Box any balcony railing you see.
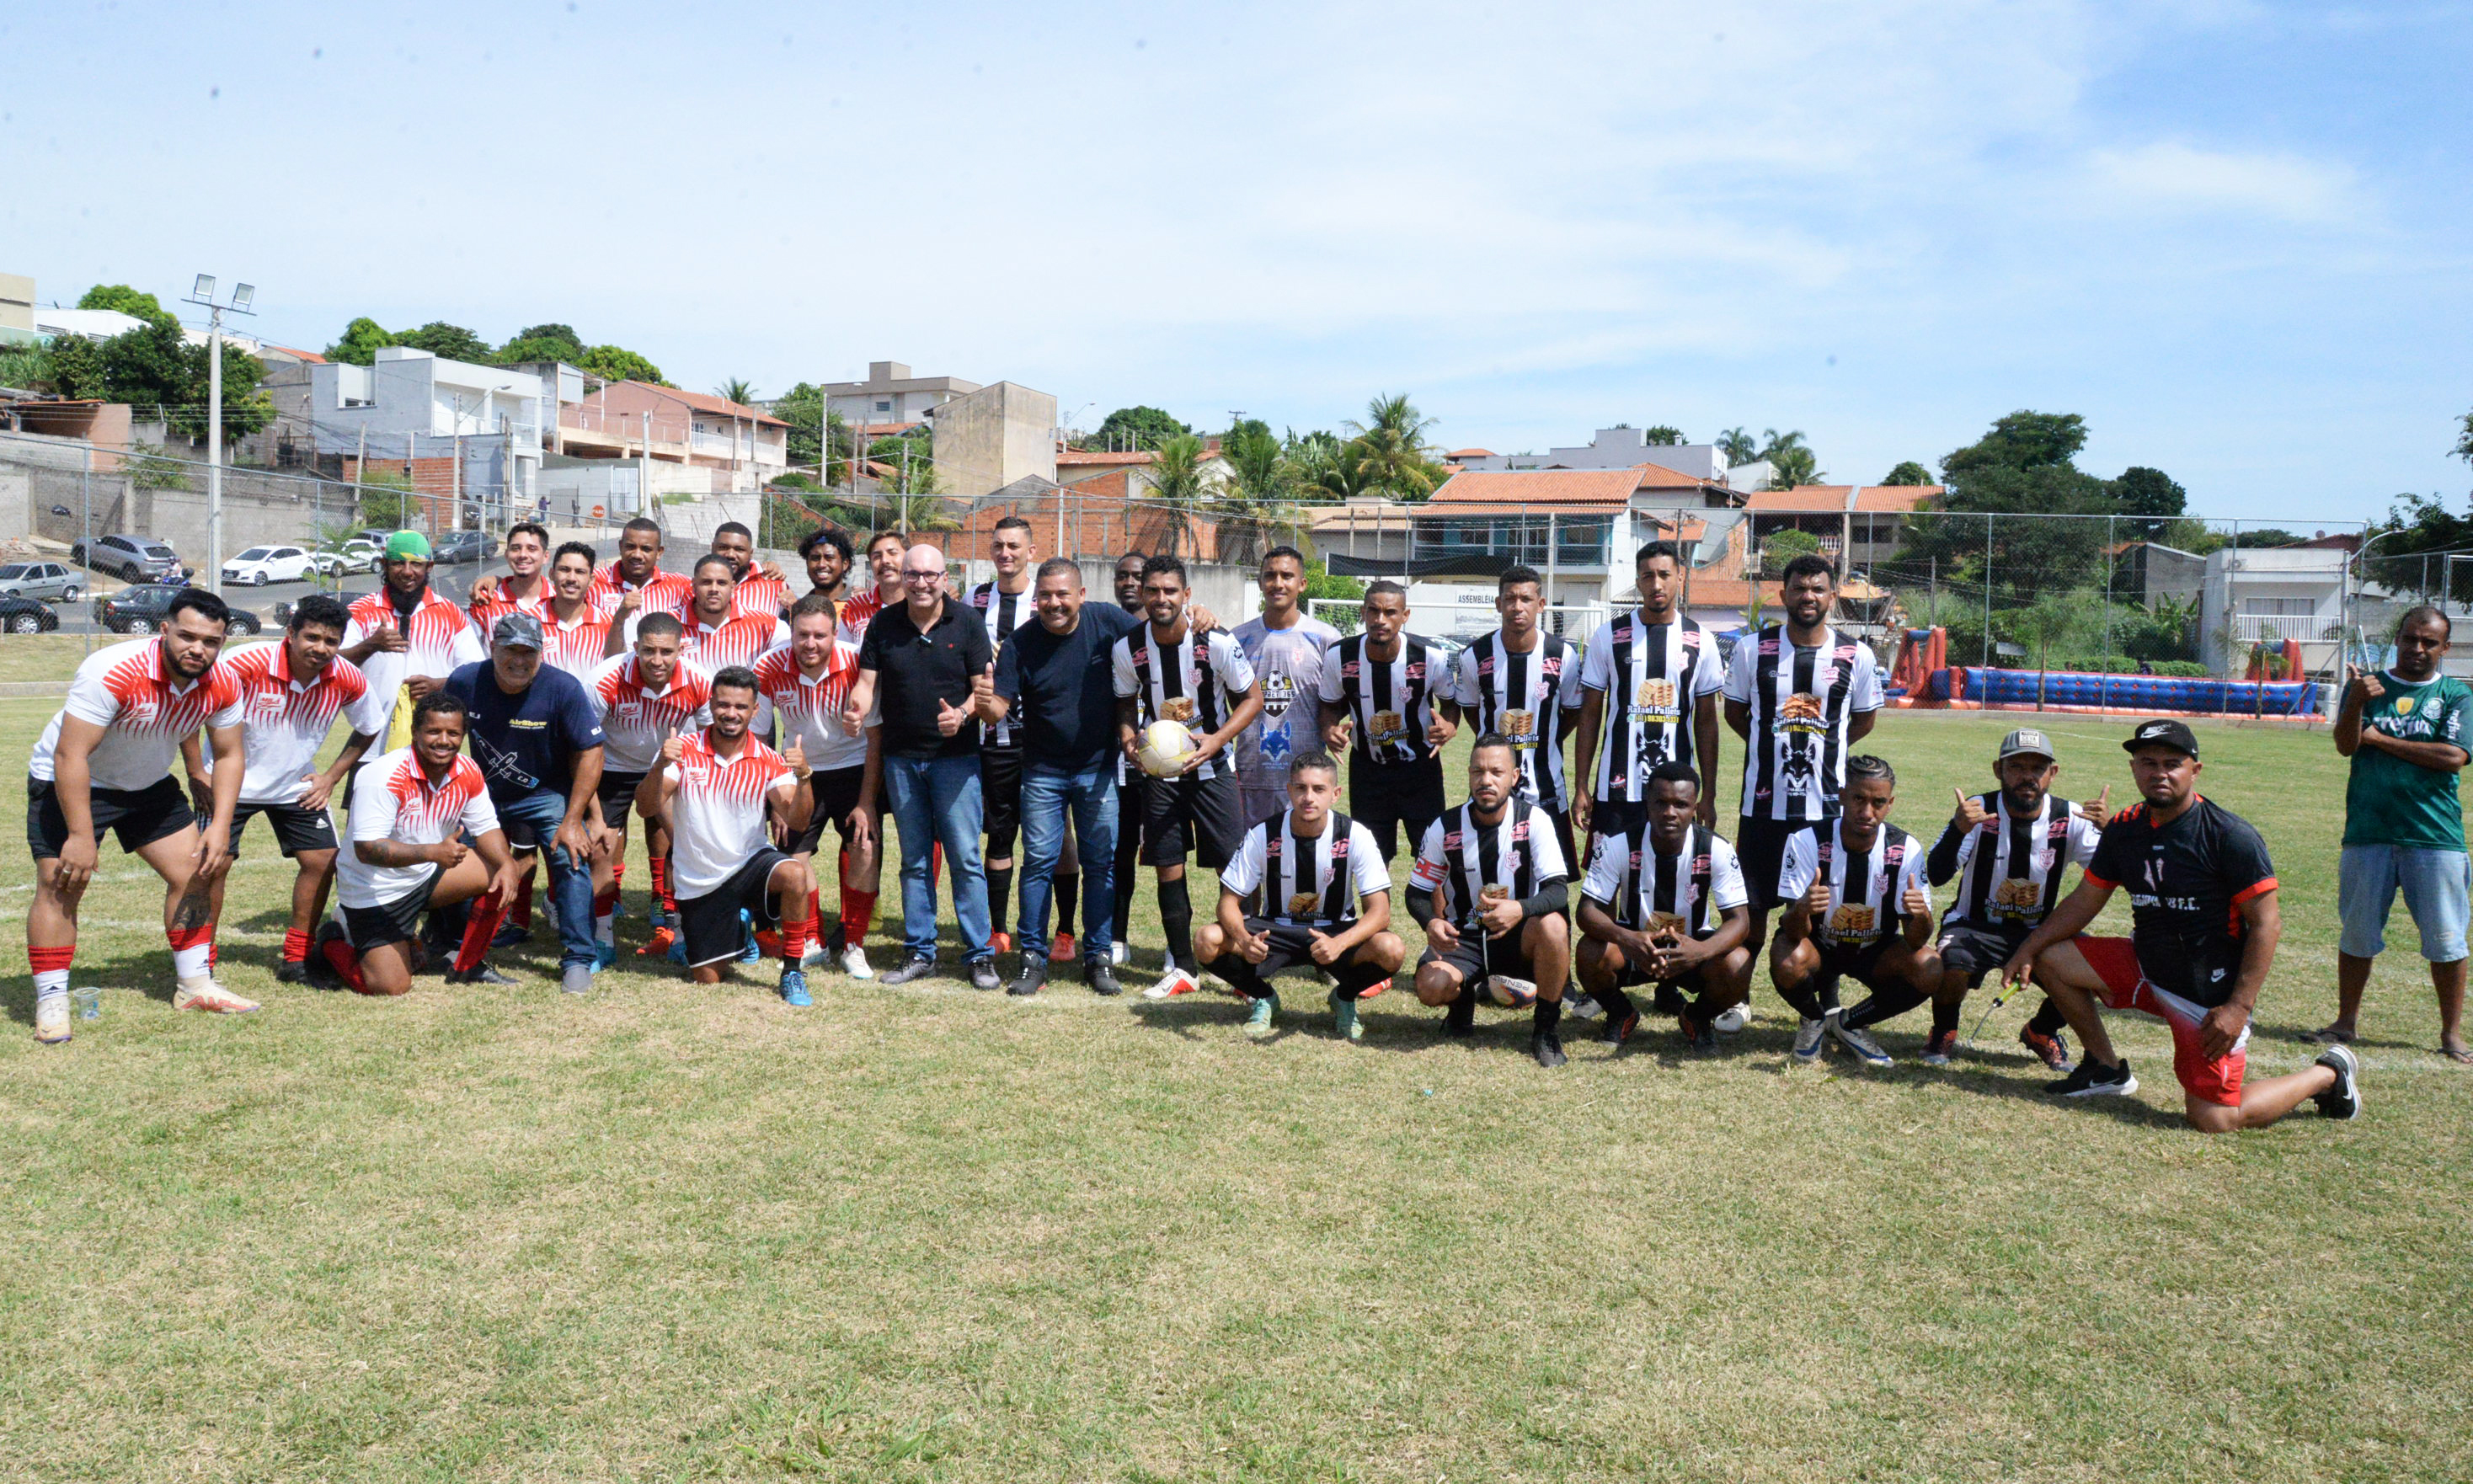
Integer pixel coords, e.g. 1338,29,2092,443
2230,613,2333,644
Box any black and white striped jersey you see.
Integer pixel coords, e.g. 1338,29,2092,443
1777,820,1930,948
1448,631,1584,808
1578,611,1727,804
1111,622,1257,782
1931,793,2102,932
1216,809,1391,929
1723,625,1886,822
1580,825,1749,939
1408,800,1570,928
1318,633,1445,766
968,579,1040,749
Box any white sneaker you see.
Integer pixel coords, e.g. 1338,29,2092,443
1143,967,1200,1000
34,995,72,1044
1792,1016,1828,1062
173,979,260,1014
1564,993,1605,1021
1713,1003,1751,1034
801,940,829,967
1110,941,1131,967
1830,1017,1894,1066
839,945,875,980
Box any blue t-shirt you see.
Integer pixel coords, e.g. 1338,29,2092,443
996,603,1143,771
445,660,606,802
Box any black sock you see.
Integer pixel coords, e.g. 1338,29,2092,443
1053,873,1079,939
1210,954,1266,1000
1776,977,1824,1021
1931,998,1963,1035
1843,981,1929,1033
1813,972,1842,1016
1533,997,1562,1035
1158,876,1194,971
2027,997,2068,1036
987,863,1013,938
1594,984,1637,1025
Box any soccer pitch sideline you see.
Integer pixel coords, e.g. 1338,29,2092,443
3,695,2468,1483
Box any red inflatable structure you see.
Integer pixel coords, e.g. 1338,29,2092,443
1891,626,1947,697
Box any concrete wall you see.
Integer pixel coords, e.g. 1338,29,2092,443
931,381,1057,499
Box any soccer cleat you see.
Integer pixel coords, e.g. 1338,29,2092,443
1443,989,1477,1038
491,921,531,948
593,940,618,971
447,965,520,987
879,955,938,985
1051,932,1076,961
737,910,762,964
1689,1013,1720,1055
2314,1044,2362,1120
638,924,677,958
665,935,688,966
173,980,259,1015
1605,1006,1641,1046
34,996,72,1044
2019,1023,2075,1072
2048,1058,2138,1097
561,964,592,996
1921,1027,1959,1065
1007,958,1047,997
1109,941,1130,967
1531,1029,1568,1068
1563,992,1603,1021
1713,1003,1751,1034
275,958,312,985
1792,1016,1829,1063
800,939,828,968
1354,974,1386,1001
1084,961,1122,996
969,959,1002,992
778,969,812,1007
1243,994,1278,1038
1143,967,1200,1000
839,945,874,980
1329,989,1363,1044
1830,1017,1894,1067
646,905,670,932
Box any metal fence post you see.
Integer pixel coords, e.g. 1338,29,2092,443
1982,513,1993,675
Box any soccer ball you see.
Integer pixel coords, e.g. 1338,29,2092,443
1486,974,1538,1009
1137,720,1198,779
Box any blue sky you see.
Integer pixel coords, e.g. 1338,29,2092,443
5,1,2468,522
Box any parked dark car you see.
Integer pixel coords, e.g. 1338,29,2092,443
70,533,185,584
430,530,499,565
0,594,60,634
98,585,262,638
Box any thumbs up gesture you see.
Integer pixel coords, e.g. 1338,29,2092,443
936,695,969,737
2348,664,2385,702
785,735,809,778
971,659,996,705
1952,787,1991,830
2083,783,2113,830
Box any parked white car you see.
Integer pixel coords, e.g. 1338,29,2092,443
308,540,381,577
222,544,315,586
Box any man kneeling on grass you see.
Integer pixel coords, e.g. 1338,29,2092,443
1407,734,1574,1067
1770,754,1939,1067
638,666,820,1005
1574,761,1753,1054
2000,718,2362,1131
317,691,526,996
1197,750,1403,1041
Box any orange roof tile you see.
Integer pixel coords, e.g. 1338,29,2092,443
1632,464,1722,490
1746,483,1944,514
1057,449,1156,466
1448,447,1493,458
1851,483,1942,511
1429,468,1642,506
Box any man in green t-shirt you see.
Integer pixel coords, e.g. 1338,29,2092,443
2315,605,2472,1062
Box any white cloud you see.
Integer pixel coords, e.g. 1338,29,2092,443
2084,141,2363,222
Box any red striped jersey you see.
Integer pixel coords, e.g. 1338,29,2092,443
836,586,895,648
343,587,487,729
467,577,552,637
679,611,792,677
337,747,499,909
731,572,791,621
667,731,795,896
752,640,868,772
207,640,390,804
32,638,247,792
590,562,692,647
537,606,614,681
587,653,714,773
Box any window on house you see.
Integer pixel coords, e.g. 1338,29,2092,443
875,399,892,413
2242,597,2315,616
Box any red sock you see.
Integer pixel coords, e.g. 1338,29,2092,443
612,859,626,889
455,889,509,974
510,872,535,928
593,883,621,918
782,904,814,963
208,939,220,969
841,887,876,948
806,889,823,939
321,934,367,993
281,928,310,964
29,943,74,979
649,855,674,913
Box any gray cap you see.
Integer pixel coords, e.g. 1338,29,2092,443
1997,727,2055,763
492,611,544,650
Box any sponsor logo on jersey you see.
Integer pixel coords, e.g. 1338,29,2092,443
1777,691,1826,729
1287,891,1321,916
1828,904,1877,937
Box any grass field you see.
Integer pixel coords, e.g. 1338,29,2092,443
4,680,2470,1482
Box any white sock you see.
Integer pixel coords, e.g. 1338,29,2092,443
173,943,211,980
34,969,68,1006
596,912,615,945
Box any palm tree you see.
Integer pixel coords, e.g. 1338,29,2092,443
1717,426,1759,467
1146,433,1213,559
1765,445,1820,490
716,377,758,407
1217,424,1294,566
1344,393,1444,501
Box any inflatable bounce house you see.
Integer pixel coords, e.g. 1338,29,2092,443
1889,627,2321,718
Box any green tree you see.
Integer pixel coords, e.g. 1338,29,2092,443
769,382,855,485
1944,410,2087,478
2454,407,2473,467
394,321,493,363
1717,426,1758,467
77,284,175,328
1089,405,1188,451
99,320,271,441
1216,422,1295,566
715,377,758,407
1301,555,1365,633
1146,433,1213,559
1642,425,1685,446
1344,392,1446,501
1760,527,1823,574
1759,429,1820,489
324,317,395,366
1882,460,1933,486
1899,409,2113,611
2110,465,2187,540
577,344,666,386
494,323,588,365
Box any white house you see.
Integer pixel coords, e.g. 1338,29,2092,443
1450,427,1771,491
307,347,545,512
2197,544,2367,676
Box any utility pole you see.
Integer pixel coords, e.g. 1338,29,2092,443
182,276,254,593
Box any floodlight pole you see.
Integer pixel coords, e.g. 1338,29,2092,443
183,275,255,595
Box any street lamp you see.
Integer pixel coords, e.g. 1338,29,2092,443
182,275,256,594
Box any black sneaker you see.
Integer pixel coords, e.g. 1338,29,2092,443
2047,1058,2138,1098
1681,1007,1719,1054
968,958,1002,992
1531,1029,1568,1069
1083,959,1121,996
2313,1044,2362,1120
275,958,312,986
1603,1007,1641,1046
1007,958,1047,997
879,955,937,986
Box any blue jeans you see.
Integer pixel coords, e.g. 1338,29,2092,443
2339,844,2471,962
494,788,598,969
882,753,991,963
1018,761,1118,962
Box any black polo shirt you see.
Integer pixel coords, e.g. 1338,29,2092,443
996,603,1142,772
858,596,995,760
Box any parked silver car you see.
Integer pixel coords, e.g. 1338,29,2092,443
71,533,185,584
0,560,83,603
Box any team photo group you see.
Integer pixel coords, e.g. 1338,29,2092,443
35,515,2473,1134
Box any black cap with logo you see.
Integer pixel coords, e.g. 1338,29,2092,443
2123,718,2199,758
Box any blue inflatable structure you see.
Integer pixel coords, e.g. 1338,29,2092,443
1933,668,2320,716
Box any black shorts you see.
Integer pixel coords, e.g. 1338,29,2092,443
1735,814,1809,910
1215,918,1393,992
1539,805,1577,883
1590,932,1728,993
27,775,194,861
786,765,867,856
1811,937,1895,985
1936,921,2030,987
1351,754,1445,862
1141,770,1243,869
1418,928,1546,989
676,848,792,968
1588,795,1649,846
228,798,340,859
1117,773,1170,859
981,747,1023,855
597,769,648,823
341,867,444,952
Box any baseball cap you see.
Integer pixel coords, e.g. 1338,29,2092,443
383,530,433,562
1997,727,2055,763
2123,718,2199,758
492,611,544,650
